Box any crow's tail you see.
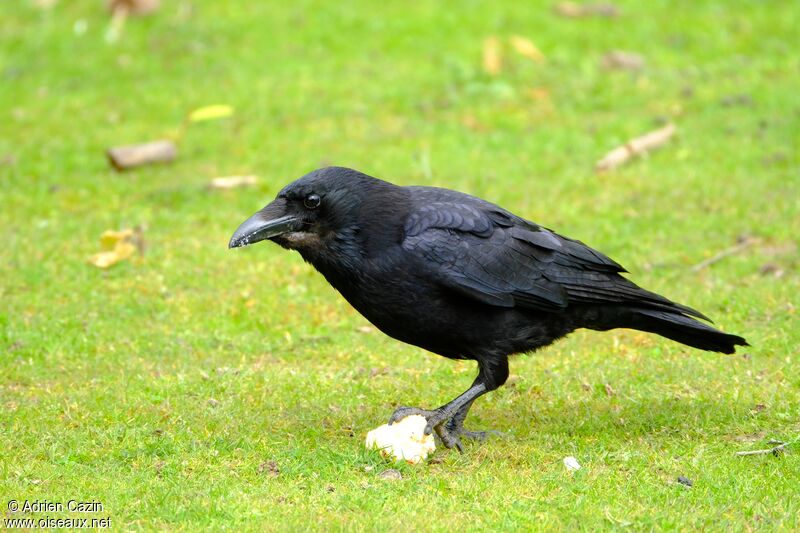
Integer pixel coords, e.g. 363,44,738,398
622,308,748,354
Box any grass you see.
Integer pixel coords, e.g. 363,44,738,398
1,0,799,530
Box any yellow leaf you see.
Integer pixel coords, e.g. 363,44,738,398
99,229,134,249
510,35,545,63
88,242,136,268
482,37,502,76
187,104,234,123
88,228,141,268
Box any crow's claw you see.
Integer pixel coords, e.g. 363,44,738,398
388,405,501,451
433,424,465,452
388,406,437,428
389,406,452,436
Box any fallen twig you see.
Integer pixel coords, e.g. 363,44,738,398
735,442,788,457
209,175,259,189
595,123,676,172
690,236,758,272
106,139,177,171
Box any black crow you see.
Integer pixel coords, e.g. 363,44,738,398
229,167,747,451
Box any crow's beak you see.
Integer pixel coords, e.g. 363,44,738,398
228,199,303,248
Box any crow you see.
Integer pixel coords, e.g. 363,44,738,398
229,166,747,451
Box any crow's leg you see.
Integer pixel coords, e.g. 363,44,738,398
445,395,503,443
389,356,508,451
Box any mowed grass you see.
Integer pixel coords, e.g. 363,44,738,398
1,0,799,530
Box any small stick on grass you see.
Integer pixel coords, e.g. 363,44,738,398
595,123,676,172
209,175,259,189
735,442,789,457
690,236,757,272
107,139,177,171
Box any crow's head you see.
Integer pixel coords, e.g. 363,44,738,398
229,167,406,256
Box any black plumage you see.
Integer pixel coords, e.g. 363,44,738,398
229,167,747,450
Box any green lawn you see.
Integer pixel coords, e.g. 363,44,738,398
1,0,799,530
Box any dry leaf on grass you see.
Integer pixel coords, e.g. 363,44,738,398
209,175,258,189
602,50,645,71
188,104,234,123
106,104,233,170
108,0,159,15
258,460,280,477
88,228,143,268
482,37,502,76
107,0,160,15
33,0,58,9
378,469,402,480
595,123,676,172
106,0,159,43
510,36,545,63
554,2,619,18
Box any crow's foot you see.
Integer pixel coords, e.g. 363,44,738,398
434,422,504,452
388,406,443,431
388,406,501,452
442,418,504,451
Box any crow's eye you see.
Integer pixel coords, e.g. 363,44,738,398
303,193,321,210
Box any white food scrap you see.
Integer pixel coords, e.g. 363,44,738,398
365,415,436,465
563,456,582,471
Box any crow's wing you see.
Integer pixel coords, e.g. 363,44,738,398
402,198,707,318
